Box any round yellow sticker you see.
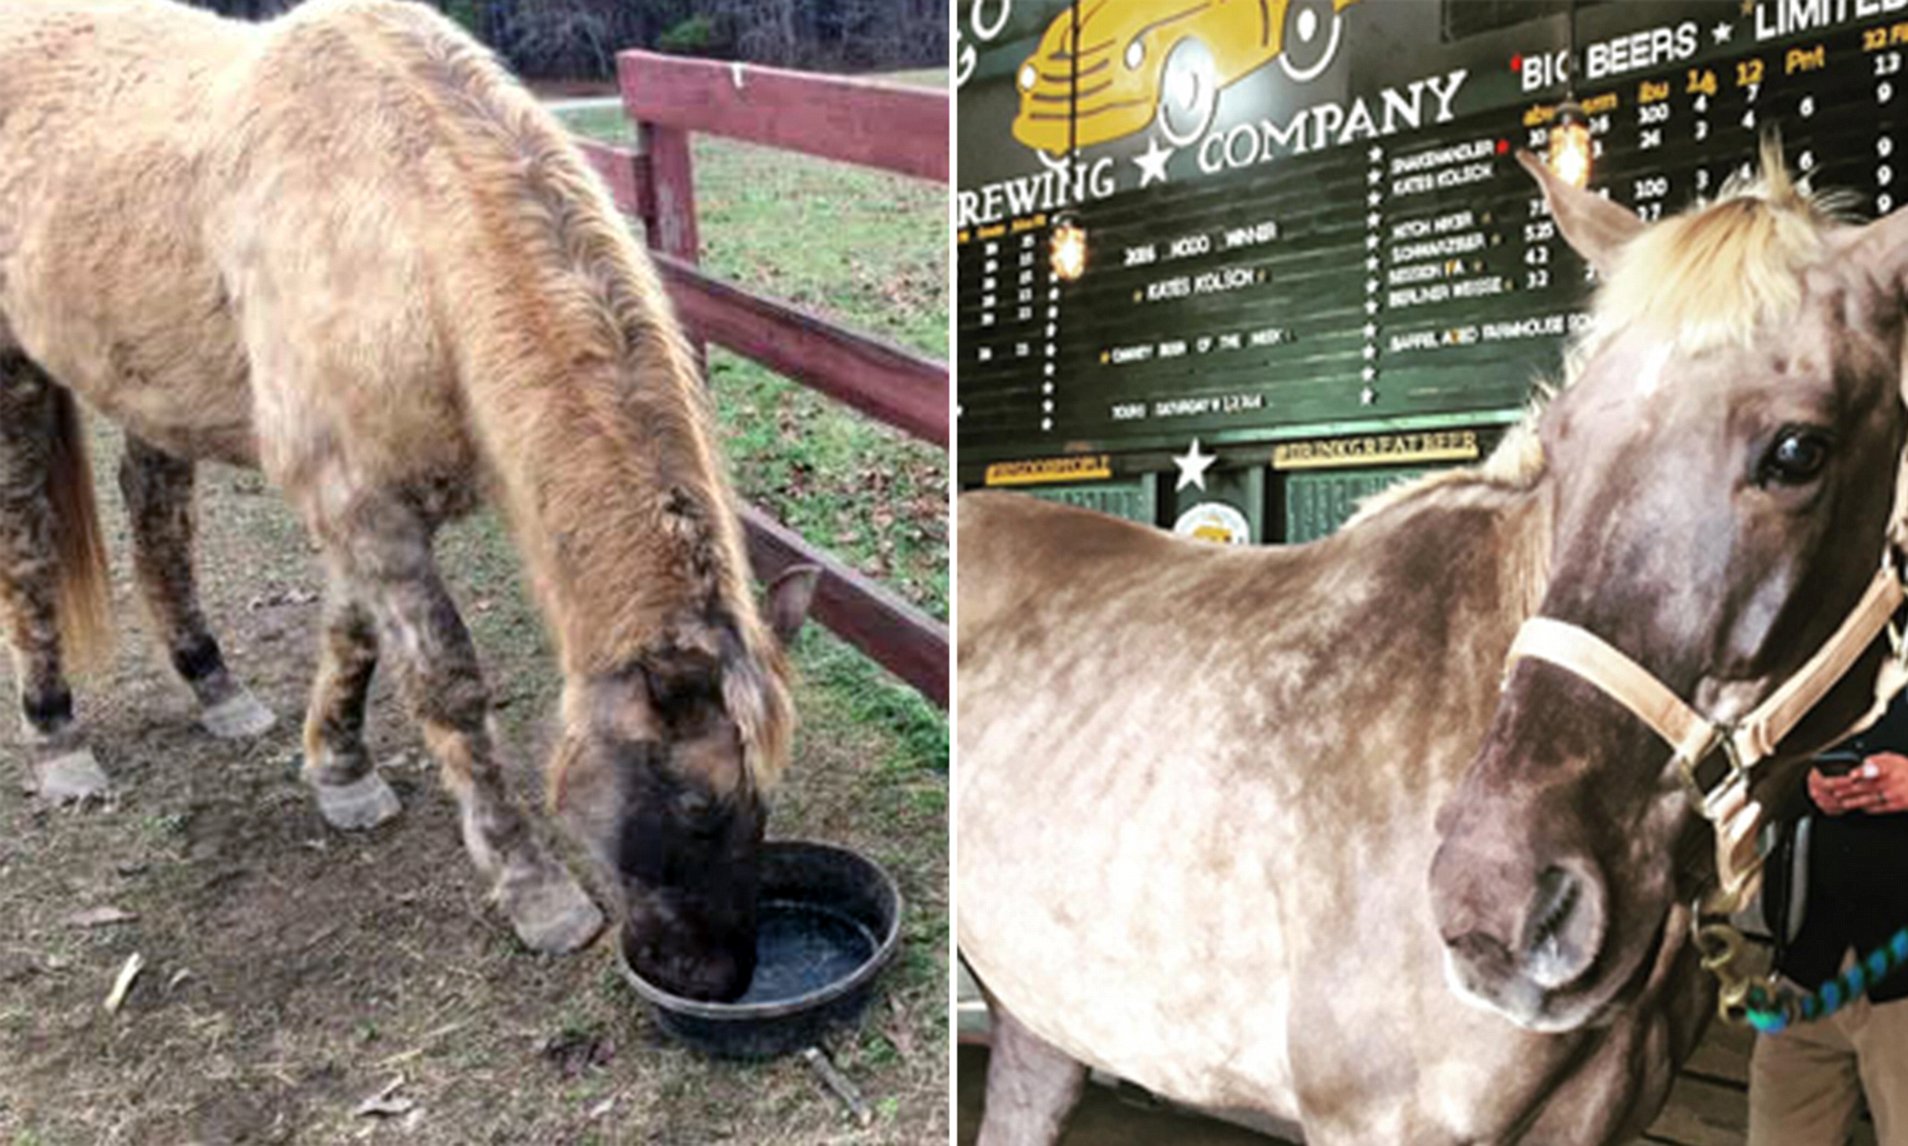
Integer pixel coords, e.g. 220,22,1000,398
1173,502,1251,545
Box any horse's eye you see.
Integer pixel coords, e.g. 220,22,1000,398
1762,429,1829,485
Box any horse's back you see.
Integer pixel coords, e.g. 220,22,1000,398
0,1,262,458
0,0,245,65
0,1,252,136
957,490,1185,638
0,0,493,475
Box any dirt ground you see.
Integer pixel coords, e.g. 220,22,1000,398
0,428,948,1145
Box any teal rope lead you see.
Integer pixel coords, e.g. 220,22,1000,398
1746,927,1908,1034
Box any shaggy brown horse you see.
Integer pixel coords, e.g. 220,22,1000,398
959,146,1908,1143
0,0,816,1001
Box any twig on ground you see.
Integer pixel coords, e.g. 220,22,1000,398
372,1019,471,1069
104,952,144,1013
803,1045,873,1127
353,1075,415,1118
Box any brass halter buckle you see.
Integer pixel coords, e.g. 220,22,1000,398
1674,726,1747,822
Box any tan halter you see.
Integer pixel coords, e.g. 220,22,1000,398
1503,555,1908,904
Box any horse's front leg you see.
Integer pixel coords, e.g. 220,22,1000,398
321,500,603,953
117,435,275,740
0,355,108,801
977,993,1087,1146
299,572,399,830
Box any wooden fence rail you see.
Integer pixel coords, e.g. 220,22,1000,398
572,52,949,707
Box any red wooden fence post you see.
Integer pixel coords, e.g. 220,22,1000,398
644,124,700,263
624,55,705,366
646,124,703,369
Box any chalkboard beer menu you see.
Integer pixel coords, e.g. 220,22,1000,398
956,0,1908,472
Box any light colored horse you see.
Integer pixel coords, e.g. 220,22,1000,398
959,145,1908,1142
0,0,816,1000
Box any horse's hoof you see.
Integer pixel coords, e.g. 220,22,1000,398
34,749,111,804
199,689,277,740
498,861,605,954
312,771,401,830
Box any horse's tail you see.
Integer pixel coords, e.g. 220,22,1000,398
46,388,113,671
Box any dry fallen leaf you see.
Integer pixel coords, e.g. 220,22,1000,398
66,906,137,929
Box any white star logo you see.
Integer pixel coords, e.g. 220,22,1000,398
1173,438,1216,492
1134,136,1174,188
1712,21,1732,44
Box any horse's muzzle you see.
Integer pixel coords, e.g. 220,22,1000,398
1431,845,1614,1029
622,923,756,1002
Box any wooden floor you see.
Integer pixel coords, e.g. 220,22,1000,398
1644,1019,1878,1146
1646,1020,1760,1146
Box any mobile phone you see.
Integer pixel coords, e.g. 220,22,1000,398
1816,750,1864,777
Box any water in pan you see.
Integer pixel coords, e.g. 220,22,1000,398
735,900,879,1005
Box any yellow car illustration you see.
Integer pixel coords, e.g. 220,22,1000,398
1012,0,1362,154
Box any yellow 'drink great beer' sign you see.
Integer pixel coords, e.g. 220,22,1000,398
983,455,1114,486
1272,430,1480,471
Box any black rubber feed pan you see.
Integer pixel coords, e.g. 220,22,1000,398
618,840,902,1059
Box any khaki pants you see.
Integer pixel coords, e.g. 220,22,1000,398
1749,992,1908,1146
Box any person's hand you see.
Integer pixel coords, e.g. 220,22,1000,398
1812,751,1908,815
1810,764,1857,815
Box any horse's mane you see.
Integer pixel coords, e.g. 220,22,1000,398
1584,136,1855,356
1351,138,1854,528
289,0,793,787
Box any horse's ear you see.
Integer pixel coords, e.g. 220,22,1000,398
764,564,820,647
1837,206,1908,550
1837,206,1908,312
1515,150,1644,276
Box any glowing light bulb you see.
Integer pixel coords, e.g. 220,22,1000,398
1548,102,1592,189
1050,217,1088,282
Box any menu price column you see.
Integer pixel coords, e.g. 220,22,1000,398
958,214,1057,438
1873,27,1903,216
